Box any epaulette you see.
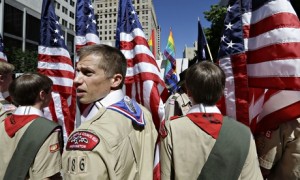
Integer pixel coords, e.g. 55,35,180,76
170,115,181,121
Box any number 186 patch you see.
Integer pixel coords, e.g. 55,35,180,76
67,156,87,174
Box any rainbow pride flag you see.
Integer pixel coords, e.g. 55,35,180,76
164,29,178,93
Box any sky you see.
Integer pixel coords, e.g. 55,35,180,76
153,0,220,58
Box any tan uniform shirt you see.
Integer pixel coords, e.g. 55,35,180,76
62,106,157,179
160,104,263,180
164,92,191,120
0,99,16,121
0,115,62,179
256,118,300,179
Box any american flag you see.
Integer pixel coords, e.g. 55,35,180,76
38,0,76,141
115,0,168,179
75,0,100,52
218,0,300,133
0,33,7,62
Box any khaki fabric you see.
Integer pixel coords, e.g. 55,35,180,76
160,116,263,180
62,105,157,180
256,119,300,180
165,92,191,120
0,119,62,179
0,100,15,122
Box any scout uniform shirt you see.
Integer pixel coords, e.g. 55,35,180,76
0,92,16,121
0,106,62,179
62,90,158,179
256,118,300,180
164,92,191,120
160,104,263,180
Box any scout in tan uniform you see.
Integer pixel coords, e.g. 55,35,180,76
62,44,157,179
160,61,263,180
0,61,16,121
255,118,300,180
0,73,63,179
165,69,191,120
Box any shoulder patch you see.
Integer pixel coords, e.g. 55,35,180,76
170,115,180,121
66,131,100,151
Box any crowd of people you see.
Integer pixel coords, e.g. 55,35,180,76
0,44,299,179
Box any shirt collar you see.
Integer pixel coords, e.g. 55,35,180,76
187,104,221,114
81,89,125,122
14,106,44,117
0,91,9,100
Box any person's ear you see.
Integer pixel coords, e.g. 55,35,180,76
39,90,47,101
110,74,123,88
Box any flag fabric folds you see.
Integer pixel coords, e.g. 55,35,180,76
0,33,7,62
164,29,178,93
38,0,76,141
75,0,100,52
197,18,208,61
218,0,300,134
116,1,168,179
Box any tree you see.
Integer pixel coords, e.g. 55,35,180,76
6,48,38,73
203,5,227,61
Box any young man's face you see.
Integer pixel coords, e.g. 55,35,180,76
74,54,113,104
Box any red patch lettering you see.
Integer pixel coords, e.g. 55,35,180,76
66,131,100,151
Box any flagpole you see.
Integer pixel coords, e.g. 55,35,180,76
206,43,213,62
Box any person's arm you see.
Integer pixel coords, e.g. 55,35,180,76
160,120,173,180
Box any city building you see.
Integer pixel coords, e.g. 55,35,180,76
93,0,161,58
182,41,197,60
0,0,76,58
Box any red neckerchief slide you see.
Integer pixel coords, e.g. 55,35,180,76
4,114,39,137
186,113,223,139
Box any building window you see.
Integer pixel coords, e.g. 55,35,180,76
62,19,68,27
69,23,74,30
4,4,23,37
69,12,74,19
70,0,75,6
62,6,68,15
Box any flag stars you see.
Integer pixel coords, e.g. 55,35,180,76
227,5,232,12
54,29,59,34
225,22,233,30
86,24,90,29
60,35,64,39
88,13,92,18
131,10,136,15
227,41,235,48
55,21,59,25
53,38,58,43
221,35,226,42
92,19,96,24
89,4,93,9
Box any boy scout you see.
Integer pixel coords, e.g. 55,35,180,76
0,61,16,121
165,69,191,120
256,118,300,179
160,61,263,179
0,73,63,179
62,44,157,179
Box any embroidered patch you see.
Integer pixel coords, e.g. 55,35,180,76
49,143,60,153
124,96,137,113
67,156,87,174
265,130,272,139
66,131,99,151
159,120,168,138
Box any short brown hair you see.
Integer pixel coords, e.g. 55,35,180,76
0,61,15,75
9,73,53,106
77,44,127,88
185,61,225,106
